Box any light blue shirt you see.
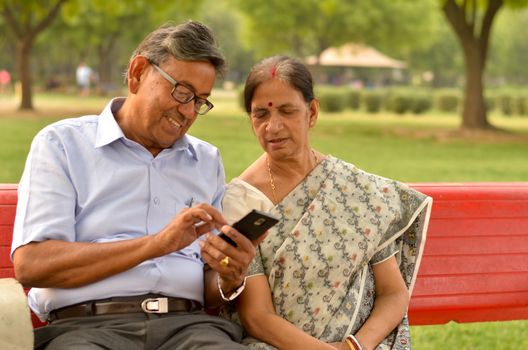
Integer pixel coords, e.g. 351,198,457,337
11,98,226,320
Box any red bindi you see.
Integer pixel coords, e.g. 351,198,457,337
268,102,273,107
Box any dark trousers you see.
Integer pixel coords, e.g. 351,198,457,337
35,311,246,350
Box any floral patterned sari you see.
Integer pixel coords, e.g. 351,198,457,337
222,156,432,350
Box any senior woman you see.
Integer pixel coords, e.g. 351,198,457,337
220,56,432,350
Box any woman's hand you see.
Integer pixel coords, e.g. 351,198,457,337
200,225,256,294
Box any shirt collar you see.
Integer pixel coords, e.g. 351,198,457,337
94,97,198,161
95,98,126,148
169,135,198,161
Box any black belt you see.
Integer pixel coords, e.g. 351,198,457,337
48,294,202,322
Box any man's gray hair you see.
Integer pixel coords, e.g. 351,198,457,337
129,20,226,76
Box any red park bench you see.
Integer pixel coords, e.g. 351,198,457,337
1,182,527,328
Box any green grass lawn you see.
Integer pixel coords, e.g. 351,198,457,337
1,92,527,348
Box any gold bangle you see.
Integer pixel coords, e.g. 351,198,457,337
346,335,363,350
344,338,355,350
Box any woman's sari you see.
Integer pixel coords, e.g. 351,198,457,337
222,156,432,350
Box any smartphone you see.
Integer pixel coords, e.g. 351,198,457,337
218,209,279,247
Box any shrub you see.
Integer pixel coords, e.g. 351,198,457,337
436,92,460,113
410,94,433,115
362,91,384,113
485,95,496,112
516,96,528,116
386,92,412,114
498,94,515,116
237,86,246,111
346,89,361,110
318,90,347,112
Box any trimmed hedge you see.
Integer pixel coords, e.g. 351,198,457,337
411,94,433,114
386,93,413,114
347,90,361,110
362,91,384,113
435,92,460,113
498,94,515,116
318,90,347,112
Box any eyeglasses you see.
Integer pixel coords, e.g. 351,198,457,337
150,62,214,115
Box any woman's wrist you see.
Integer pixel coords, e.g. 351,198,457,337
217,274,247,301
345,335,363,350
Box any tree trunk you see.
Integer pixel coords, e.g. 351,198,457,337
16,40,33,110
461,38,491,129
442,0,503,130
97,32,119,95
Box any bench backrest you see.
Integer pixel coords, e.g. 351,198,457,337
0,184,17,280
409,183,528,325
1,183,528,327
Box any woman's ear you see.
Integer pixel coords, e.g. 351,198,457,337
308,98,319,128
127,56,149,94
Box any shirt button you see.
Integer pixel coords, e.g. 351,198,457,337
153,197,160,205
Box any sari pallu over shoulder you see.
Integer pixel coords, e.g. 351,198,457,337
257,156,432,349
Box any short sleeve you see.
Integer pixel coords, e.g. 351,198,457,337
11,128,77,258
222,178,273,224
371,239,399,264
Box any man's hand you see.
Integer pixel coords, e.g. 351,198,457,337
153,203,228,256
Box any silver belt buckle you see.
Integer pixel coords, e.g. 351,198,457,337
141,297,168,313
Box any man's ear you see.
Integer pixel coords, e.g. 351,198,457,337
127,56,149,94
308,98,319,128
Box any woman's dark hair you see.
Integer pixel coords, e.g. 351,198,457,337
243,56,314,113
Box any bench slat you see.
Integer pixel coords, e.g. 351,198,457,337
422,235,528,255
413,273,528,295
0,267,15,278
411,291,528,311
417,254,528,275
0,205,17,224
431,200,528,218
410,306,528,325
426,217,528,237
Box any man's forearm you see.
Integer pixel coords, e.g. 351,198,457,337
13,236,160,288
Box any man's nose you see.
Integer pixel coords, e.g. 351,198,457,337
178,100,197,119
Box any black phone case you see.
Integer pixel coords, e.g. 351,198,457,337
219,209,278,247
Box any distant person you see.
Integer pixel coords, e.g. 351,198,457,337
222,56,433,350
12,21,256,350
0,69,11,94
75,61,93,96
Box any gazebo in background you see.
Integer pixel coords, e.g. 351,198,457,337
305,43,407,88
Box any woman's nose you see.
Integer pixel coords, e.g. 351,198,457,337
266,113,282,132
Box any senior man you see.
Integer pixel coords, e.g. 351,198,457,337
12,21,253,350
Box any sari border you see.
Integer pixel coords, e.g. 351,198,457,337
343,264,369,341
408,197,433,296
372,196,433,295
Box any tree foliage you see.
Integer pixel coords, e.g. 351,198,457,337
236,0,435,60
57,0,201,93
488,7,528,84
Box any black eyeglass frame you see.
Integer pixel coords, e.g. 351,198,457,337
150,62,214,115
